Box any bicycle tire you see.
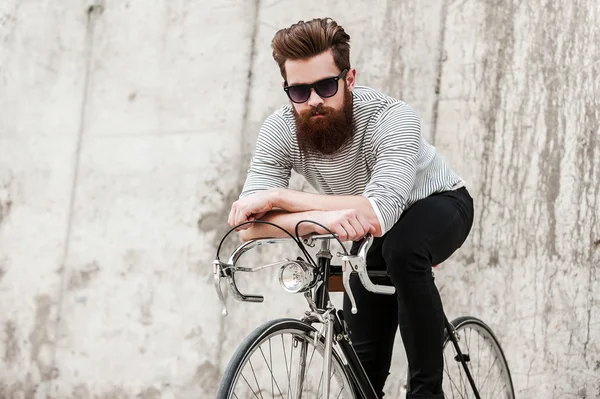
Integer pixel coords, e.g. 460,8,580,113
217,318,357,399
443,316,515,398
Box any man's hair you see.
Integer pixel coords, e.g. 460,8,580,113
271,18,351,81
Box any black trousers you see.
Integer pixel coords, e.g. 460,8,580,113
344,187,474,399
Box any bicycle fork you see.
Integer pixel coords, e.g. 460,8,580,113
300,300,336,399
322,311,335,399
295,339,308,399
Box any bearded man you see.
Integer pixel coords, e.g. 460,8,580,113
227,17,474,399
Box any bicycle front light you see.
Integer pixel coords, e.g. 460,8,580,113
278,260,314,293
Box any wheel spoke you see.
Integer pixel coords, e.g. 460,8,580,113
479,350,498,392
316,366,338,399
249,358,265,399
241,371,262,399
476,328,481,387
316,366,324,399
289,337,295,397
301,343,318,397
454,340,467,396
464,327,480,397
444,343,467,398
269,339,274,399
258,344,284,398
306,345,318,373
443,350,458,398
281,335,291,399
296,339,308,398
465,327,477,397
445,368,467,399
488,368,504,399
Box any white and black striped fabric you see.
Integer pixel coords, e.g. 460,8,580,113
240,86,464,234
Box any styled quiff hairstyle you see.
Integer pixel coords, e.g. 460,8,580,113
271,18,351,81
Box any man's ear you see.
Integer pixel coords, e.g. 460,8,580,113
346,68,357,91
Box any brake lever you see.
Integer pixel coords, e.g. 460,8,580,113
213,260,228,316
339,235,373,315
357,234,374,258
342,256,358,314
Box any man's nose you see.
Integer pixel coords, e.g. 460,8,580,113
307,88,324,108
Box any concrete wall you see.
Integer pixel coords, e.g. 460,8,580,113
0,0,598,398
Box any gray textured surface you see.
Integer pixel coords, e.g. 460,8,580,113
434,1,600,397
0,0,598,398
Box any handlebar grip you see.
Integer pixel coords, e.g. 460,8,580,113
357,270,395,295
227,272,265,303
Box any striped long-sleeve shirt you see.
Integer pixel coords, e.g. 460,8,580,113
240,86,464,234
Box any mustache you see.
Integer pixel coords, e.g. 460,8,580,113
301,104,333,117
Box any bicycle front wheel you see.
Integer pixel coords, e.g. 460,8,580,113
443,316,515,399
217,318,356,399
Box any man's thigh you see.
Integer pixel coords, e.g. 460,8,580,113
382,188,474,267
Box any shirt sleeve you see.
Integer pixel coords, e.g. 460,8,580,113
363,102,422,234
240,112,293,198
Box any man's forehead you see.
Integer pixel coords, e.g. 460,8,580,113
285,50,340,85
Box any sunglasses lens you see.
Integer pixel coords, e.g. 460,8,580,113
287,86,311,103
315,78,338,98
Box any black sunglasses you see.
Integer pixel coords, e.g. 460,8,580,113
283,69,348,103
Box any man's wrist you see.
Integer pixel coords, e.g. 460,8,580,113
298,210,321,236
268,187,285,209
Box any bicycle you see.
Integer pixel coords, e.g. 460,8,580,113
212,220,515,398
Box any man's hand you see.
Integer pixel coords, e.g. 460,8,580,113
310,209,376,241
228,191,275,230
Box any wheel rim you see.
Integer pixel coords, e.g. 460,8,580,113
443,321,514,399
228,328,354,399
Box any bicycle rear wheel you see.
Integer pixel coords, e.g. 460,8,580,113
217,318,356,399
443,316,515,398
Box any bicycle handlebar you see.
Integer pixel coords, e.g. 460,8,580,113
213,233,395,316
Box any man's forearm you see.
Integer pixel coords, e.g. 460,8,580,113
239,210,319,242
270,189,382,236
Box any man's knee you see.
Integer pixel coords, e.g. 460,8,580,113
381,238,431,277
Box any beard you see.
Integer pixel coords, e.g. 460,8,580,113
293,87,354,156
